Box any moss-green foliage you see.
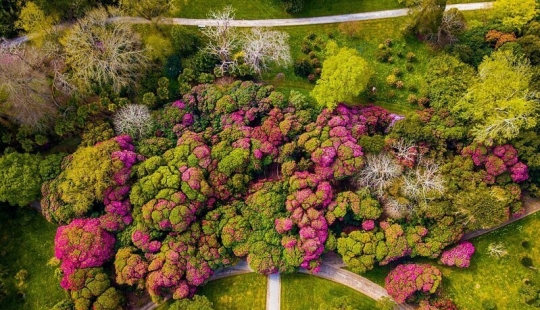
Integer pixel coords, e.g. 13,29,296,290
68,268,123,310
0,207,66,309
0,152,64,207
493,0,537,31
169,295,214,310
281,273,377,310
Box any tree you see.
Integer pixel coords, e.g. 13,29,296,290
169,295,214,310
385,264,442,304
281,0,305,13
15,1,57,46
0,0,24,38
242,28,292,75
113,104,154,140
311,46,374,110
436,8,465,46
453,49,538,145
201,7,239,75
406,0,447,40
0,43,60,130
493,0,537,31
119,0,172,22
62,7,147,95
355,153,402,197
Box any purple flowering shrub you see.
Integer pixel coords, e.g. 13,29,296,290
385,264,443,304
462,143,529,183
54,218,116,289
439,241,475,268
114,247,149,288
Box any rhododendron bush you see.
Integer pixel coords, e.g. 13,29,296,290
42,80,533,307
385,264,442,304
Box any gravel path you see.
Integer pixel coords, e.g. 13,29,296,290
266,273,281,310
117,2,493,27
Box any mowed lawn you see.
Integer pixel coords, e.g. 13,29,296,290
0,207,66,309
197,273,267,310
281,273,378,309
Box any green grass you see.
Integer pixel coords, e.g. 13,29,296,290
0,207,66,309
197,273,267,310
281,273,378,310
171,0,403,19
261,16,431,115
437,212,540,310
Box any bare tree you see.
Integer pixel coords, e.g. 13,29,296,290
391,138,418,163
356,153,403,197
243,28,292,75
402,158,445,201
113,104,154,140
0,42,60,130
201,6,239,75
383,197,412,220
436,8,466,46
62,7,148,95
487,242,508,258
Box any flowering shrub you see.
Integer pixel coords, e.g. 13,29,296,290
54,218,116,289
114,247,149,287
385,264,443,304
439,242,475,268
462,143,529,183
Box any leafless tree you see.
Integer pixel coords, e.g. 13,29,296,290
487,242,508,258
113,104,154,140
243,28,292,75
0,42,60,130
201,6,239,75
391,138,418,163
356,152,403,197
402,158,445,201
383,197,412,220
436,8,466,46
62,7,148,95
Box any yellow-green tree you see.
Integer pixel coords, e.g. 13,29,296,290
15,1,57,46
310,46,373,111
493,0,537,31
453,50,538,145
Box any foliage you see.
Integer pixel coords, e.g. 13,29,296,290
493,0,537,31
439,241,475,268
385,263,442,304
119,0,172,21
453,49,537,145
169,295,214,310
311,46,373,110
62,7,148,95
406,0,447,40
0,152,43,207
281,0,305,14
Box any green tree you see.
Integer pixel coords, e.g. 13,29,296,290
406,0,447,40
0,152,41,207
0,0,25,38
310,46,373,110
119,0,172,22
15,1,57,46
453,49,538,145
493,0,537,31
169,295,214,310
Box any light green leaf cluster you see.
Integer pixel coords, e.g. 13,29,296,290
311,47,373,111
493,0,537,31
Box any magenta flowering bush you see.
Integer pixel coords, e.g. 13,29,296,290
114,247,149,287
439,241,475,268
54,218,116,289
462,143,529,183
385,264,443,304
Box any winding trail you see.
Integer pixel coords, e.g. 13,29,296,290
116,2,493,27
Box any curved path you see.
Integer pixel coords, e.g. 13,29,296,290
116,2,493,27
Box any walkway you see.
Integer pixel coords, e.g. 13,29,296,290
266,273,281,310
117,2,493,27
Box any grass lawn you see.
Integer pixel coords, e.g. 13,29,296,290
438,212,540,309
0,206,66,309
261,16,432,115
197,273,267,310
281,273,378,309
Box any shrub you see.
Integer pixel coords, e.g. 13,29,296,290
406,52,416,62
385,264,443,304
439,241,475,268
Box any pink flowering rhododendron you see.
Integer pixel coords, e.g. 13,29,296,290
54,218,116,289
385,264,443,304
439,242,475,268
